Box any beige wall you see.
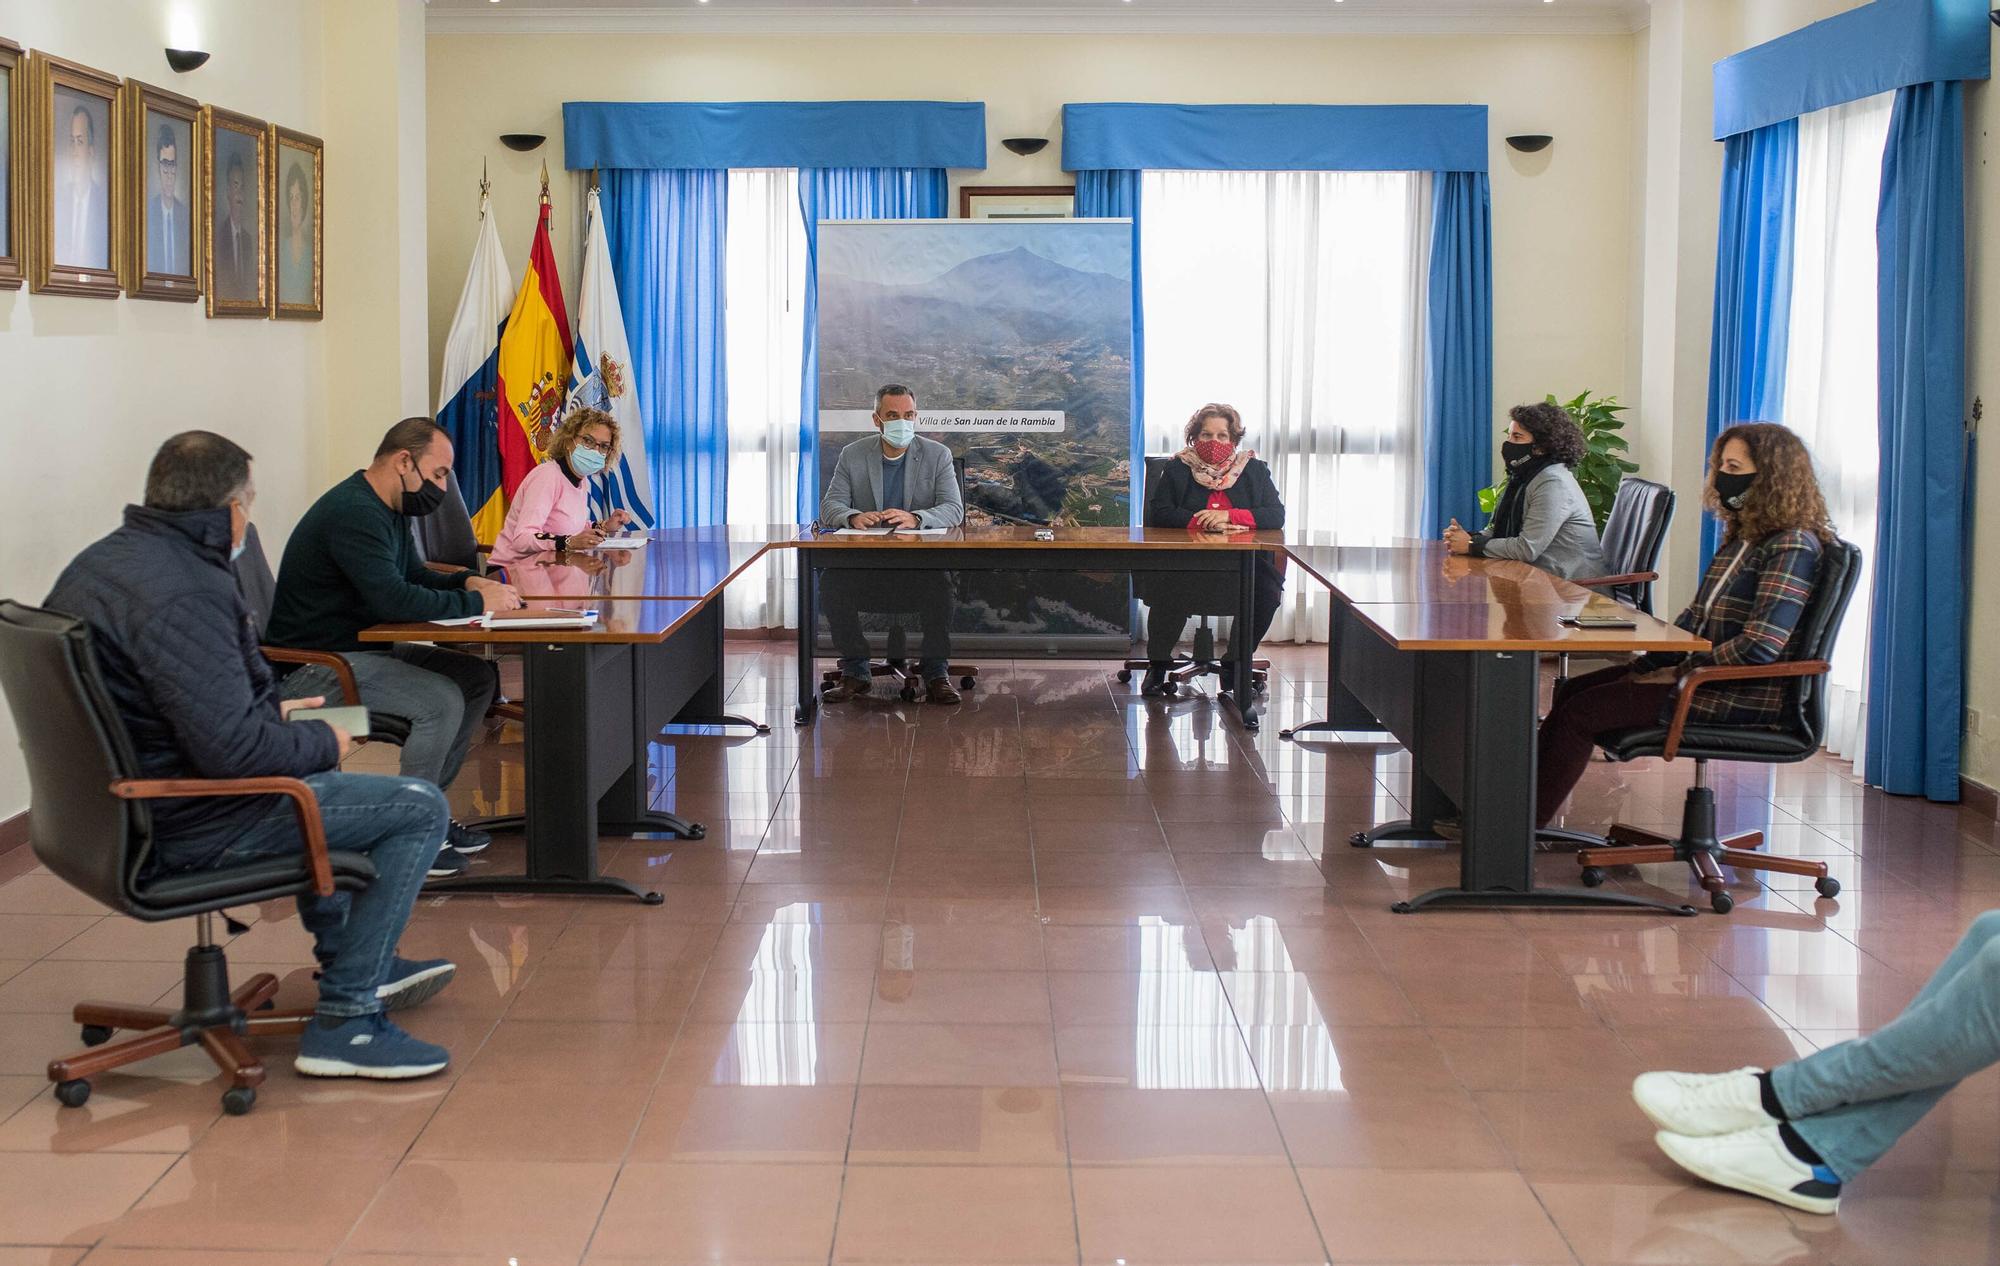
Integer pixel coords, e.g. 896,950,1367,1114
0,0,425,822
1963,73,1999,787
425,31,1642,462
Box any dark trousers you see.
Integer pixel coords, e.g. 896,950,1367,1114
1145,566,1283,663
819,569,955,681
1536,664,1674,827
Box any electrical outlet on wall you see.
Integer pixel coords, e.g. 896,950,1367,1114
1968,707,1983,737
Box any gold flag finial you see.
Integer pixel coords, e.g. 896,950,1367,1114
539,160,551,205
479,158,491,207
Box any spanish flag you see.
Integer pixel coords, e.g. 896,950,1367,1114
481,198,574,542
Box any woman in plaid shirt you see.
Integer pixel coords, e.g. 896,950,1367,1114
1536,422,1836,828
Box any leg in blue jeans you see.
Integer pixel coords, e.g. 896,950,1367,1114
208,771,447,1018
281,645,495,790
1772,910,2000,1180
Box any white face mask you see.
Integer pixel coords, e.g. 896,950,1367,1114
880,417,917,449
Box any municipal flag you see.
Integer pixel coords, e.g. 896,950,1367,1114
568,187,656,528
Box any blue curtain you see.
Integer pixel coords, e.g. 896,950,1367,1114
1867,81,1966,802
1702,119,1799,568
795,167,948,521
1420,172,1493,537
1074,170,1144,518
600,168,729,527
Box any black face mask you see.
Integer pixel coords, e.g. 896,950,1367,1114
397,466,447,518
1501,440,1537,469
1713,470,1756,510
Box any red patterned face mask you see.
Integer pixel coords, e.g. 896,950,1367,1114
1194,439,1235,467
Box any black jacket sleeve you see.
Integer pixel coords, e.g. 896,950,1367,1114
134,590,340,778
1232,461,1287,530
1147,462,1198,528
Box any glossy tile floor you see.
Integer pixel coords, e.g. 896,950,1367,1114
1,644,1997,1265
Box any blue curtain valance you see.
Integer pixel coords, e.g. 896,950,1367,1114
563,101,987,171
1713,0,1990,140
1061,103,1487,174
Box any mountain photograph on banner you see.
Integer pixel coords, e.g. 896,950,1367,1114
814,220,1134,642
816,222,1133,528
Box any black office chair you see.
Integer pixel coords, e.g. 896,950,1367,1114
1572,538,1860,913
1117,455,1271,697
411,470,490,576
233,525,415,744
1554,477,1676,691
820,455,980,702
0,601,382,1114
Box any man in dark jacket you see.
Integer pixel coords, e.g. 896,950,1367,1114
268,417,522,869
46,432,457,1080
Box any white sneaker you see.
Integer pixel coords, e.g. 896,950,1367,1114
1654,1125,1842,1215
1632,1067,1773,1136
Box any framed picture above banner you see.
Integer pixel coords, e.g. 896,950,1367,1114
957,184,1075,221
29,50,122,297
269,124,321,319
202,104,267,317
0,37,23,290
122,78,200,302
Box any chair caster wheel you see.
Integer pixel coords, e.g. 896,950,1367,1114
54,1079,90,1108
684,823,707,841
1115,669,1131,683
80,1024,113,1047
1814,876,1841,898
256,999,276,1011
1161,681,1178,697
1579,867,1606,888
1349,831,1372,849
960,676,975,690
221,1086,256,1116
1710,891,1735,914
899,686,918,703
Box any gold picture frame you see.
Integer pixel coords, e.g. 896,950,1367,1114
268,123,321,320
202,104,268,317
121,78,200,302
28,50,122,298
0,38,24,290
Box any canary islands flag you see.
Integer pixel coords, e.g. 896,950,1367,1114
568,188,656,529
436,192,513,543
493,198,574,536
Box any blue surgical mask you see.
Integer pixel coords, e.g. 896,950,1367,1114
881,418,916,449
570,447,608,477
229,539,246,563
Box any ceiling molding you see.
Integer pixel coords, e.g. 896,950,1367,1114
427,4,1650,38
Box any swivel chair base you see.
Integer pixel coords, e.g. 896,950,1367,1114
1119,622,1269,697
48,921,312,1116
1575,777,1841,914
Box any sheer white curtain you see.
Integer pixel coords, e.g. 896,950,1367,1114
723,168,808,630
1141,170,1430,643
1779,93,1892,761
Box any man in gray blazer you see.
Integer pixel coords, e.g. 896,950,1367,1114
817,384,965,704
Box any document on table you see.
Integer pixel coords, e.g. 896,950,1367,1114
592,537,646,550
829,526,952,536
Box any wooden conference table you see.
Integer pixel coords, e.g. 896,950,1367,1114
361,526,1707,914
1278,537,1709,915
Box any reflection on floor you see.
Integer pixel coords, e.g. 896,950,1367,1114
0,642,1995,1265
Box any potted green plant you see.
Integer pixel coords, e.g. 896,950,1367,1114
1477,391,1638,529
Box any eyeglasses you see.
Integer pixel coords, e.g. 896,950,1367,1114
576,435,614,454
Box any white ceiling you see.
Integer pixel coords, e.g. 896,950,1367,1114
426,0,1654,37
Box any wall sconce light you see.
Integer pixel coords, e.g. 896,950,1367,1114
1505,134,1554,154
1001,137,1049,156
499,133,547,152
163,48,210,73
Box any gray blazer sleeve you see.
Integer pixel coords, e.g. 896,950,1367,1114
818,445,862,527
1474,470,1564,563
915,443,965,529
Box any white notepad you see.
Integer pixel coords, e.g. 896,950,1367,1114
592,537,647,550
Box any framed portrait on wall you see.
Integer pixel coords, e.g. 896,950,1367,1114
121,79,199,302
0,38,23,290
269,124,321,319
202,105,267,317
29,51,122,297
957,185,1076,221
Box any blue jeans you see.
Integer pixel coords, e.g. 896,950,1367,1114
1773,909,2000,1180
281,644,495,791
209,771,447,1018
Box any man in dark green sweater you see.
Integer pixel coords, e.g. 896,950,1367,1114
269,418,523,870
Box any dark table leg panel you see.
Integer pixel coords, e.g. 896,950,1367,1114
795,554,820,727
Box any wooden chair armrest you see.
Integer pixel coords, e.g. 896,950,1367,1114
1661,660,1831,760
109,776,334,897
1575,570,1659,589
261,646,359,704
423,561,470,576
